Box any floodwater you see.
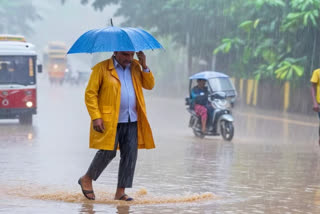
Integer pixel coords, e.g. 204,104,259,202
1,77,320,214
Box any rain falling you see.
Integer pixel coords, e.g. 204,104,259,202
1,0,320,213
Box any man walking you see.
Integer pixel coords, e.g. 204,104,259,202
78,51,155,201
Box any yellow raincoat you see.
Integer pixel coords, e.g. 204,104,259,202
85,57,155,150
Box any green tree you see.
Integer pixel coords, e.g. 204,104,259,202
281,0,320,82
214,0,320,83
69,0,320,85
67,0,235,76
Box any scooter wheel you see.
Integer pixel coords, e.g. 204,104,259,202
221,121,234,141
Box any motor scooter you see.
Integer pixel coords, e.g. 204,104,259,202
186,71,236,141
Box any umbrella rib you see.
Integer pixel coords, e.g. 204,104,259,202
131,28,154,50
120,28,136,51
126,27,161,51
89,28,105,53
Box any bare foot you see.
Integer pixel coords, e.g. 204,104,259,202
114,191,125,200
79,175,95,200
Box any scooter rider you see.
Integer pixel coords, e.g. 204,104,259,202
191,79,214,133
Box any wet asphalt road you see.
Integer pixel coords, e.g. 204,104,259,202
1,78,320,214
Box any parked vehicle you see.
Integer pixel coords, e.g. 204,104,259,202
185,71,236,141
0,35,42,124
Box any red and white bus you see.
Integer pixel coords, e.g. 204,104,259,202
0,35,42,124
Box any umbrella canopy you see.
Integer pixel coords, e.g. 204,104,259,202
67,26,163,54
189,71,229,80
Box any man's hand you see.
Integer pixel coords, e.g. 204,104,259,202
92,118,105,133
136,51,148,69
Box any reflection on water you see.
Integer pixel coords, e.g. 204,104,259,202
1,82,320,213
78,204,130,214
235,109,319,144
0,123,37,145
116,205,130,214
80,203,95,214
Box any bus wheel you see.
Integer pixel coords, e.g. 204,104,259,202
19,114,33,125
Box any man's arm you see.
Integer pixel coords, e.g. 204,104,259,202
191,88,198,99
311,82,319,112
140,70,155,90
136,51,155,89
85,65,105,133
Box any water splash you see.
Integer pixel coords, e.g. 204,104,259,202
6,185,216,205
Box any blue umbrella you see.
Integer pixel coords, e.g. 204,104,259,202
67,26,163,54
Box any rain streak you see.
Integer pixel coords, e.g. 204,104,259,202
1,1,320,214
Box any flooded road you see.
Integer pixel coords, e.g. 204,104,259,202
1,78,320,213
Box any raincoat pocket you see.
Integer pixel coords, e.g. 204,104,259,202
102,105,112,121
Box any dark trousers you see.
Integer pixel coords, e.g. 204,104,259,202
86,122,138,188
